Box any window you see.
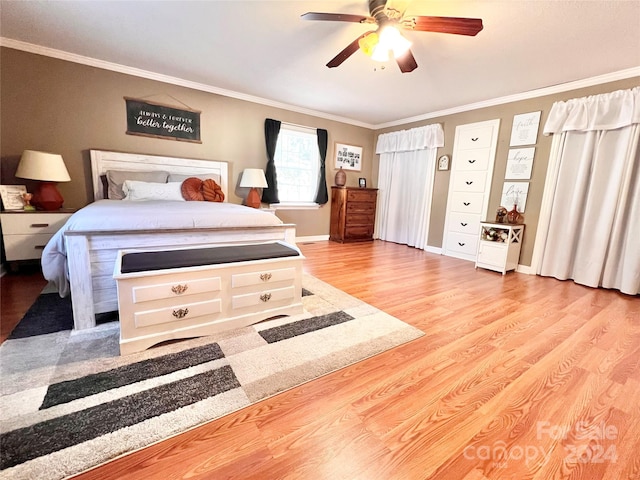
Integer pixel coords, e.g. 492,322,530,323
274,124,319,204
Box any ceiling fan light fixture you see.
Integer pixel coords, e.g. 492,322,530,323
358,31,379,56
371,25,411,61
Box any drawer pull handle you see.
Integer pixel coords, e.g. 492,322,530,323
463,202,471,206
460,223,468,227
465,181,473,185
468,159,476,164
471,137,479,141
260,293,272,302
260,273,272,282
172,308,189,319
31,223,50,228
458,242,466,247
171,284,188,295
34,245,46,250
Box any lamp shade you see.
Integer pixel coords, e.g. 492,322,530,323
239,168,268,188
16,150,71,182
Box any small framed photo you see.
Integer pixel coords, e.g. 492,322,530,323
334,142,362,171
438,155,450,171
0,185,27,210
358,178,367,188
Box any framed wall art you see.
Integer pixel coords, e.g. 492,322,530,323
0,185,27,210
509,111,541,146
334,143,362,171
505,147,535,180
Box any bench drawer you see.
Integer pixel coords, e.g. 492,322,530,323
132,277,222,304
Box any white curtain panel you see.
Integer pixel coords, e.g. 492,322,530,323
537,87,640,295
374,124,444,250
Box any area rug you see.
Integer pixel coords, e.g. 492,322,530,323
0,274,423,480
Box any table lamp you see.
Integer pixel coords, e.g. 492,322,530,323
15,150,71,211
239,168,268,208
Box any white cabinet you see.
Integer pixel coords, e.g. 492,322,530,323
114,243,304,355
475,222,524,274
443,119,500,262
0,210,73,262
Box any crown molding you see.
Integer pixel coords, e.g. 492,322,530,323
2,37,638,131
374,66,640,129
0,37,374,129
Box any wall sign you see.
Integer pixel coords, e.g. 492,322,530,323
505,147,535,180
125,97,201,143
501,182,530,212
509,111,541,146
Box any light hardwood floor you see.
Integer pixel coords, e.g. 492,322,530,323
2,240,639,479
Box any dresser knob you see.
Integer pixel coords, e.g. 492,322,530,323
471,137,479,141
171,284,188,294
172,308,189,319
463,202,471,206
260,293,272,302
259,273,272,281
461,223,467,227
468,159,476,164
458,242,465,247
466,181,473,185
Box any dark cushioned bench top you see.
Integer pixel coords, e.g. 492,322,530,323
120,243,300,274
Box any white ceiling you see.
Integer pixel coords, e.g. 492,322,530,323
1,0,639,128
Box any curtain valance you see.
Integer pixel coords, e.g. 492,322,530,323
376,124,444,154
543,86,640,135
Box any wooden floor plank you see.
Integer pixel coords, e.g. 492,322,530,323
2,240,638,479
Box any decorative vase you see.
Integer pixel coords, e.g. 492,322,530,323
507,204,521,224
335,167,346,187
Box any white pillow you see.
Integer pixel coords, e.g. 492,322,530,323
122,181,185,201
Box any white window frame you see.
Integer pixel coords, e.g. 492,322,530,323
270,124,321,210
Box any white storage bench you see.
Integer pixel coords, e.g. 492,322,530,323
113,241,304,355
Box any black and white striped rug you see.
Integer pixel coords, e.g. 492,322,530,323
0,274,423,480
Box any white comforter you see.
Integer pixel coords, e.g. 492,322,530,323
42,200,283,296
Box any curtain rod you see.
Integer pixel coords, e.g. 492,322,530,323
282,121,317,130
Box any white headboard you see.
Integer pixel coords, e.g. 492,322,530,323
89,150,229,202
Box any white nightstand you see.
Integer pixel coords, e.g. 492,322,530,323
0,209,74,264
475,222,524,275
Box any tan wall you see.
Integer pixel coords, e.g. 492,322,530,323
374,77,640,266
2,47,637,259
0,48,375,237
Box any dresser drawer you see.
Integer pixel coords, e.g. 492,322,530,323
446,232,478,256
1,213,69,234
345,225,374,239
452,171,487,193
132,277,222,304
134,298,223,328
232,285,296,310
2,233,52,260
346,202,375,215
232,266,296,288
347,189,376,203
454,149,491,171
457,124,496,150
448,212,481,235
450,192,484,214
346,213,375,225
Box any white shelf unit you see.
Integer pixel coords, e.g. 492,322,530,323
475,222,524,275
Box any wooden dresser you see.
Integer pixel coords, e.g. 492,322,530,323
330,186,378,243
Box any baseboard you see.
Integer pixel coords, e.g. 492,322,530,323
424,246,442,255
516,264,536,275
296,235,330,243
0,263,6,278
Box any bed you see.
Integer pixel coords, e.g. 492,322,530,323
42,150,296,330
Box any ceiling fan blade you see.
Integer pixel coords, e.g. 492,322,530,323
402,16,483,36
326,33,370,68
301,12,374,24
395,49,418,73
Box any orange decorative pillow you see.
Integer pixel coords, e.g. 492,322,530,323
202,178,225,202
181,177,204,201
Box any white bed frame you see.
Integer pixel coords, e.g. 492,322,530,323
64,150,296,330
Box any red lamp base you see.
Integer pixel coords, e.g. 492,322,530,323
32,182,64,211
245,188,261,209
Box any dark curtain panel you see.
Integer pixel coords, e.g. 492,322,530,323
262,118,281,204
314,128,329,204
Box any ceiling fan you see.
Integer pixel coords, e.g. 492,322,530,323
301,0,483,73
